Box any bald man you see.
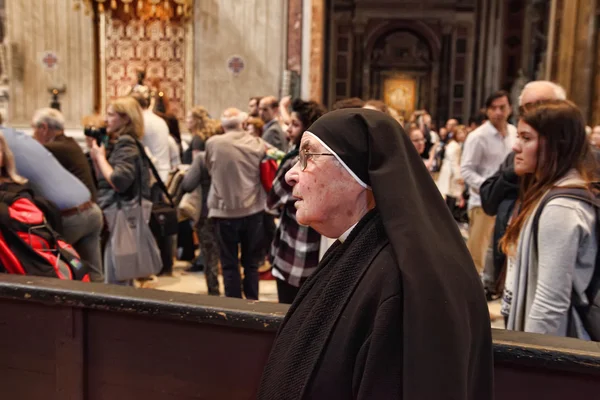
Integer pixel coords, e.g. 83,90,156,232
205,107,266,299
480,80,566,300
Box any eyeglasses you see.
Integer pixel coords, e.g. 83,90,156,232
298,149,335,171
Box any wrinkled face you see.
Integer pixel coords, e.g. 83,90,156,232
285,135,365,235
248,99,259,117
513,120,539,176
410,129,426,154
287,113,304,145
486,96,511,127
105,105,128,134
259,99,276,123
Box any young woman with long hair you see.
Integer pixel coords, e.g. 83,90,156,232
183,106,218,164
90,96,153,285
500,99,597,339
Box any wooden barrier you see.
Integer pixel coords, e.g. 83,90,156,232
0,275,598,399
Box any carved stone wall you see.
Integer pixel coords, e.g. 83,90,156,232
193,0,286,117
5,0,95,127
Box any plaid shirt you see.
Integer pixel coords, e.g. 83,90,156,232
267,150,321,287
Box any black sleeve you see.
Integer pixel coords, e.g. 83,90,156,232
480,152,520,216
353,294,403,399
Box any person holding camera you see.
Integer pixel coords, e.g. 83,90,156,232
30,107,104,282
90,96,153,285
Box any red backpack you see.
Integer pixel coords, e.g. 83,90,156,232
0,188,89,281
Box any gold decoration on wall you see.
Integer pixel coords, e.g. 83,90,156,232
72,0,193,20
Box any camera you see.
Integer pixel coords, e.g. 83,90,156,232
84,126,107,146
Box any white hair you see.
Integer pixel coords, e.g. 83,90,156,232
518,81,567,105
220,109,247,131
32,107,65,131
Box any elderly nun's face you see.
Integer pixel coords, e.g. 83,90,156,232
285,135,366,237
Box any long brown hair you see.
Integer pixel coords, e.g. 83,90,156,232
188,106,218,140
500,100,595,254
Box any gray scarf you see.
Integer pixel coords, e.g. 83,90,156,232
504,169,587,333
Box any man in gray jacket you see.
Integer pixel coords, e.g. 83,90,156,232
259,96,289,152
205,107,266,299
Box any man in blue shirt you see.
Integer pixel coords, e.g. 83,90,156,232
1,127,104,282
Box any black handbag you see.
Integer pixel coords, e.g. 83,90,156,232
132,140,179,237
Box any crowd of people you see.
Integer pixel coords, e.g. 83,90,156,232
0,78,598,345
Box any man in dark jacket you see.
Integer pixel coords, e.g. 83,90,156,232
480,151,519,298
259,96,289,152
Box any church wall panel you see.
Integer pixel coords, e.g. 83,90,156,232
6,0,95,127
193,0,286,118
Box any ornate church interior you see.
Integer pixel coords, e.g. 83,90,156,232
0,0,599,399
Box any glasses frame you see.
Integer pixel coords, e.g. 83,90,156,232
299,150,335,171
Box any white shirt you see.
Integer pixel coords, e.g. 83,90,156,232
460,121,517,210
141,109,172,182
339,223,358,243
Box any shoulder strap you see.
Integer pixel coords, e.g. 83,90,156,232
532,187,600,253
131,138,175,207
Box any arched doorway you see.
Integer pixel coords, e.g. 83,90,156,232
366,29,437,120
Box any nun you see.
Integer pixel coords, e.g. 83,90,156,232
258,109,493,399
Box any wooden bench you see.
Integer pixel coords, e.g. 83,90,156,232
0,275,598,399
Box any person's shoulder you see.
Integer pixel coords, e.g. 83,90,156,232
114,134,139,151
544,194,596,215
467,122,490,140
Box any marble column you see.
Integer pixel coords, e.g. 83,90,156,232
309,0,325,102
550,0,598,122
436,24,453,123
287,0,302,74
351,20,365,99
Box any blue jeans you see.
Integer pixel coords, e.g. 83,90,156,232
62,203,104,282
214,212,264,300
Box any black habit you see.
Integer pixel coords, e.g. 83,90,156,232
258,109,493,400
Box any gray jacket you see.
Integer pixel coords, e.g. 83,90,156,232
97,135,151,210
205,129,266,218
262,119,289,152
505,171,597,340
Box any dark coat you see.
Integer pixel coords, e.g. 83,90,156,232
259,211,492,400
262,120,289,152
480,151,519,285
259,109,493,400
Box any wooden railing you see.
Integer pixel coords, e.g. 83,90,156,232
0,275,598,399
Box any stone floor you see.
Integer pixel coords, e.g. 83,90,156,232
151,260,505,329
